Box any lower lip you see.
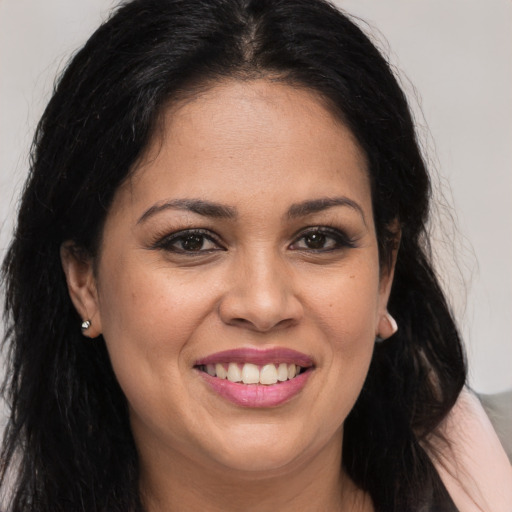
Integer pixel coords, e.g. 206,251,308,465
198,370,312,408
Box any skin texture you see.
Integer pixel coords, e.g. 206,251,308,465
61,79,396,512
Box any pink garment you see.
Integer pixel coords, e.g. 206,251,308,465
427,388,512,511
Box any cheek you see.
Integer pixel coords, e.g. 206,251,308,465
304,259,379,406
98,255,210,343
306,257,381,345
95,256,215,395
95,262,215,435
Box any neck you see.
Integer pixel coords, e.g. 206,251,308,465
138,431,372,512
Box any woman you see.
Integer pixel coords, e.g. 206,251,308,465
0,0,510,511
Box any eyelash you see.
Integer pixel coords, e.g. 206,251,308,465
151,226,357,255
289,226,357,252
151,229,224,254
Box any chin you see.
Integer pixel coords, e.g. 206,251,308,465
213,445,303,476
200,423,320,476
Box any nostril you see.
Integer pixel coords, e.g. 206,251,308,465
226,316,296,332
228,317,268,330
274,318,297,329
229,318,251,327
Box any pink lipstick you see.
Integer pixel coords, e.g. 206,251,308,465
195,347,314,367
194,348,314,408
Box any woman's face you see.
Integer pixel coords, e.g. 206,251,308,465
65,79,395,477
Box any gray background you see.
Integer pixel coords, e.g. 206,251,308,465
1,0,511,395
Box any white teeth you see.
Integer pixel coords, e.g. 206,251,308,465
215,363,227,379
241,363,260,384
227,362,242,382
259,364,278,385
203,362,305,384
277,363,288,382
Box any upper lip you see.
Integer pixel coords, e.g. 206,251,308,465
194,347,314,367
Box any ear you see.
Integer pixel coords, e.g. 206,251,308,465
60,242,103,338
376,225,400,340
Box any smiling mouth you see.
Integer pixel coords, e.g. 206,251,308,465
195,362,308,385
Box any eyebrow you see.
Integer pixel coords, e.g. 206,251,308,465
287,197,367,224
137,196,366,224
137,198,237,224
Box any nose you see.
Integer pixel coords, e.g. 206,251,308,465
218,250,304,333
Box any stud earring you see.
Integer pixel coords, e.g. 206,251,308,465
81,320,91,332
375,312,398,343
385,313,398,334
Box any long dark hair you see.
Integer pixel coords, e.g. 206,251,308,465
1,1,466,510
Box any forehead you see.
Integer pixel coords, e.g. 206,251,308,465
112,79,371,220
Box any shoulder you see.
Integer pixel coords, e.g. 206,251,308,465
425,387,512,512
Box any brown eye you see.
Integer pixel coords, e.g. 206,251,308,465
290,227,356,252
304,233,327,249
153,229,223,254
181,234,206,251
171,233,219,252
